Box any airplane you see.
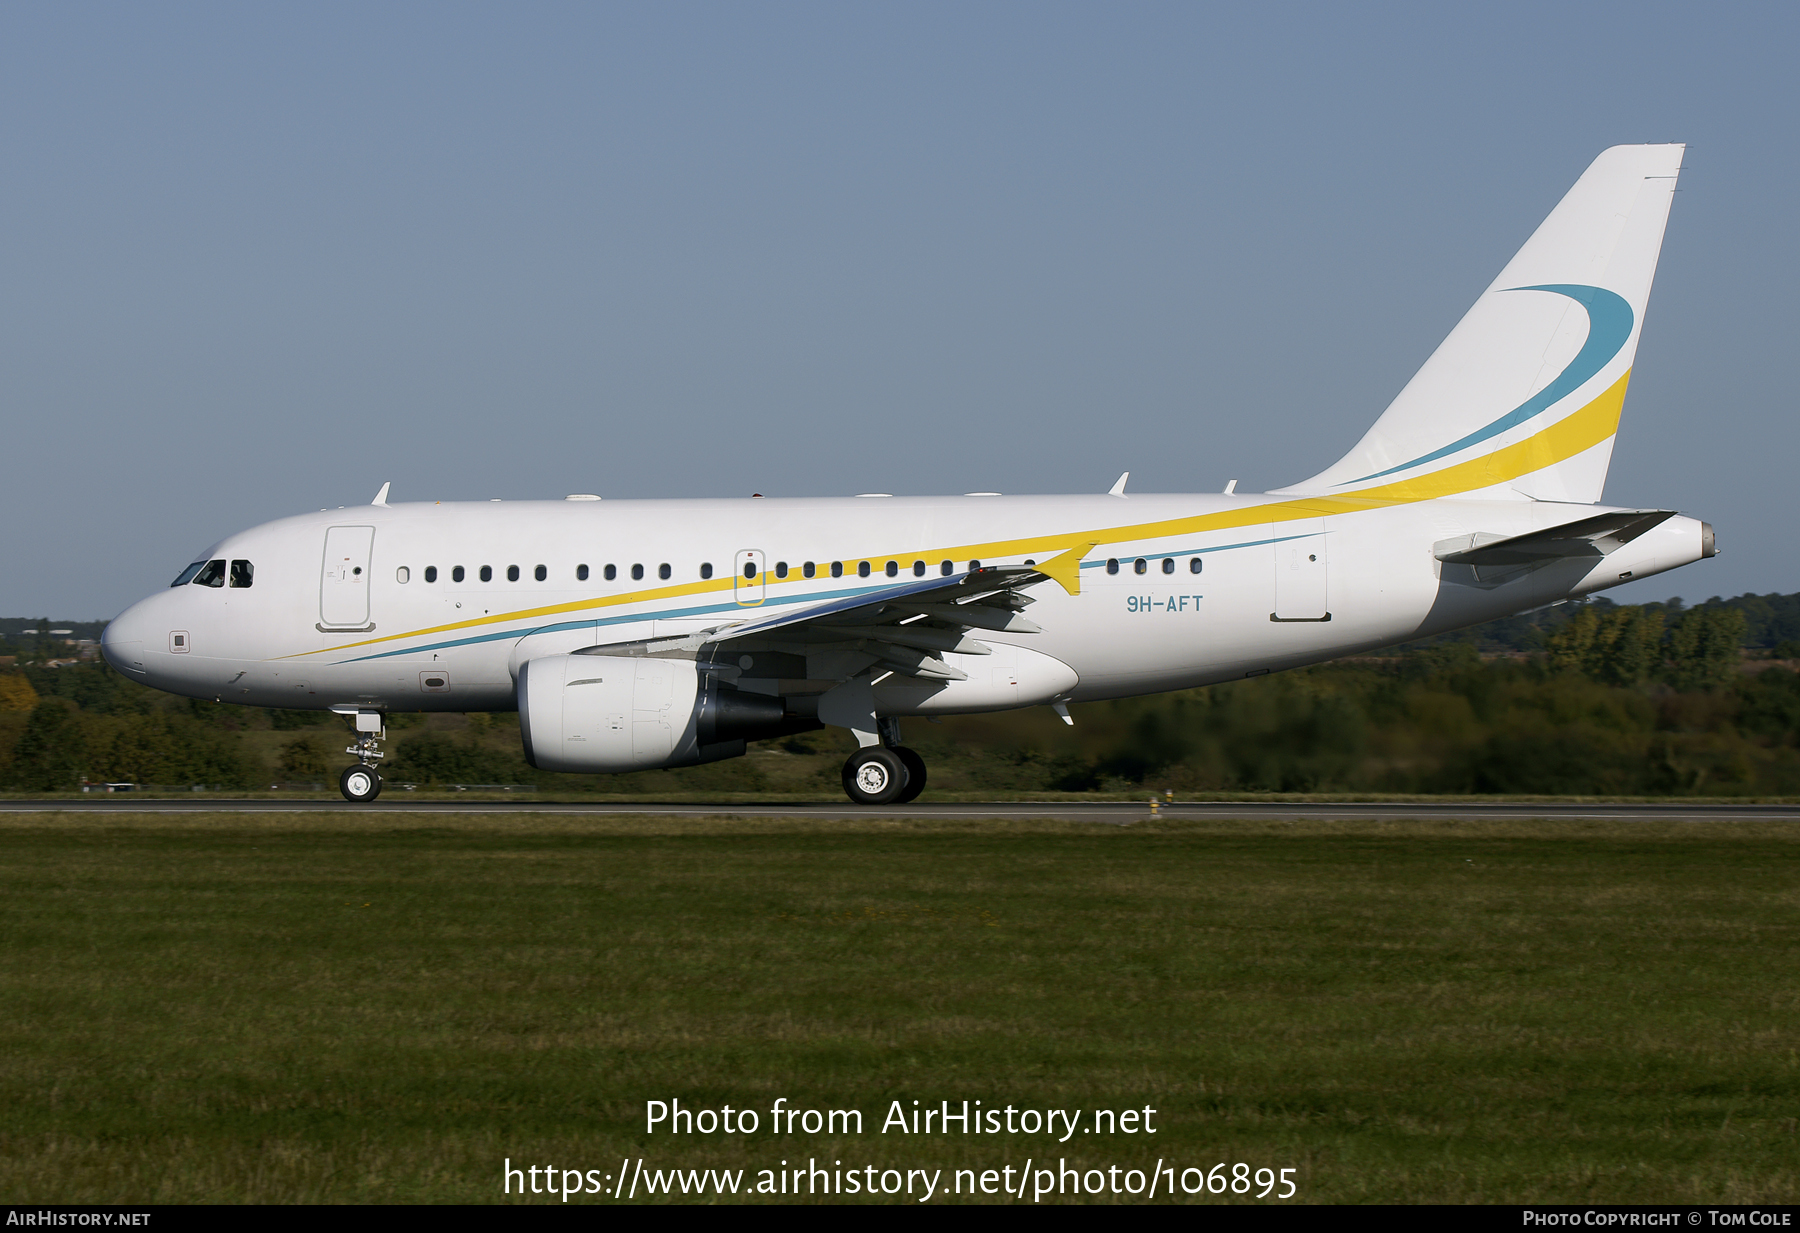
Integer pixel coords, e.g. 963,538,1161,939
101,144,1712,805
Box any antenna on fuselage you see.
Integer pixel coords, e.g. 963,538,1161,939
1108,471,1129,497
371,482,391,507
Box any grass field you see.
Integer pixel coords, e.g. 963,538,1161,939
1,812,1796,1204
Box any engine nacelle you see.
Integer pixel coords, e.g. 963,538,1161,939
517,653,817,773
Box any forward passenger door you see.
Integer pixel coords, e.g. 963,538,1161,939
320,525,376,630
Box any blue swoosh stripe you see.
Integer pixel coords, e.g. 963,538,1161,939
1342,283,1633,485
339,587,881,663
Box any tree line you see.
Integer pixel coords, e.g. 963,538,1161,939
2,592,1797,795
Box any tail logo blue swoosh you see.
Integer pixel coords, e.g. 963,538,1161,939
1342,283,1634,485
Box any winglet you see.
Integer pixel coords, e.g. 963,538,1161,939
1037,541,1097,596
371,482,391,507
1109,471,1129,497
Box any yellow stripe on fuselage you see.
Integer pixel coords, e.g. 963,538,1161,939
286,371,1628,659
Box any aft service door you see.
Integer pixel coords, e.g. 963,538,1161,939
1271,518,1329,621
320,525,376,630
734,549,765,606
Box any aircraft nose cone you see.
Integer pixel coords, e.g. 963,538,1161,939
101,603,151,675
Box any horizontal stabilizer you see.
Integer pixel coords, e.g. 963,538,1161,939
1434,509,1675,567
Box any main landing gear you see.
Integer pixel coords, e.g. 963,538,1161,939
840,721,928,806
339,709,386,803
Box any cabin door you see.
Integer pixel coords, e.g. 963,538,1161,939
1271,518,1329,621
320,525,376,630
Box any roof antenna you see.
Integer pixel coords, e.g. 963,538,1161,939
371,481,391,507
1223,479,1238,495
1108,471,1129,497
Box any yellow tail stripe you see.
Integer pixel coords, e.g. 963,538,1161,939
287,372,1627,659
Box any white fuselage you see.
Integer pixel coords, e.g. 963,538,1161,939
100,491,1710,717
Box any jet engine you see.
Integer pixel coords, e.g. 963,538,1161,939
517,653,818,773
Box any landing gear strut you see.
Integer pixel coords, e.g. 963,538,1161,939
339,709,386,803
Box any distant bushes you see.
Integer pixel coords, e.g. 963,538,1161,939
1,694,252,789
384,730,533,786
914,652,1800,796
1546,604,1746,689
5,594,1800,795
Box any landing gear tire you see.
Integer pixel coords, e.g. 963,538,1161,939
340,764,382,803
892,746,927,804
842,746,909,806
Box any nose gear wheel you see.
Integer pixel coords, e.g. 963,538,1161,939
339,764,382,803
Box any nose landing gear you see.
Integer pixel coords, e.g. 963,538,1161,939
339,709,386,803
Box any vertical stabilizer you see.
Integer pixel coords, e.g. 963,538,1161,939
1275,144,1683,503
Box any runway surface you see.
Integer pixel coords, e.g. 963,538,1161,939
2,798,1796,822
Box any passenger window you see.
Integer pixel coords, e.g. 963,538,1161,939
1134,558,1147,575
425,566,438,583
831,562,843,578
940,560,952,576
171,561,206,587
576,564,589,581
743,562,756,579
659,563,671,580
969,560,981,570
1162,558,1174,575
776,561,789,579
480,565,493,582
507,565,520,582
604,564,616,581
453,566,466,583
1190,557,1202,574
700,562,713,580
885,561,898,577
858,562,871,578
534,564,546,582
803,562,816,578
394,566,408,585
1106,558,1119,575
631,564,644,581
193,559,227,588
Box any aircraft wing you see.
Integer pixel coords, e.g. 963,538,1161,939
571,567,1051,681
701,567,1049,681
1434,510,1676,567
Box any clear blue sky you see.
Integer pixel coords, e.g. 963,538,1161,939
4,2,1795,618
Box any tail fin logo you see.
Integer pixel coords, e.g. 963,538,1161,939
1341,284,1633,485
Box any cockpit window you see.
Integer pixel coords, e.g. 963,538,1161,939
192,559,227,588
229,560,254,588
171,561,207,587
